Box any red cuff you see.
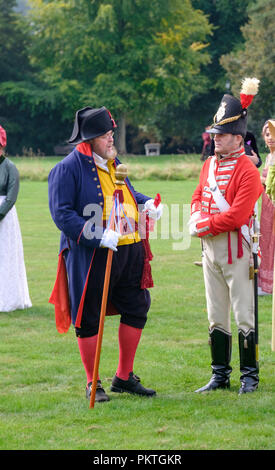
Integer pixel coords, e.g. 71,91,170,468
191,201,201,215
196,217,212,237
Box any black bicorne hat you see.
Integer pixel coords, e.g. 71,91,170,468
207,78,260,138
68,106,117,144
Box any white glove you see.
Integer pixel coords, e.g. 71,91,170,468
188,221,198,237
188,211,201,225
143,199,163,220
100,229,120,251
187,211,200,236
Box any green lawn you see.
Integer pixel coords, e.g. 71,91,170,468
9,154,203,182
0,163,274,450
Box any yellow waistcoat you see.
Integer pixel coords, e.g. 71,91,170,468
97,161,141,245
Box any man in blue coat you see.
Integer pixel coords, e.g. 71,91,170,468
48,106,162,402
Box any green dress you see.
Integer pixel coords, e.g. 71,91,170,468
0,156,19,219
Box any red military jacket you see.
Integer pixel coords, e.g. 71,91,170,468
191,148,263,239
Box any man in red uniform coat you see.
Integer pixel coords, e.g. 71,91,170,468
189,79,263,394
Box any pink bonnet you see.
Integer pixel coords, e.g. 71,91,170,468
0,125,7,147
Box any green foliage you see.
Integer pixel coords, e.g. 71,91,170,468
0,0,66,154
0,0,213,154
27,0,212,133
0,0,30,81
0,0,271,155
220,0,275,135
192,0,251,84
152,0,254,152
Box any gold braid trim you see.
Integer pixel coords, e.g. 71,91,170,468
213,113,242,126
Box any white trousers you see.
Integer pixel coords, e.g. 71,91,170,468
202,232,254,335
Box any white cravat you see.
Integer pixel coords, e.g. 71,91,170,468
93,152,109,172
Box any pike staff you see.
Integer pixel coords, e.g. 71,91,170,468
251,205,260,364
90,164,128,408
266,119,275,351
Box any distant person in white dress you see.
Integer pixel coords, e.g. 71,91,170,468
0,125,32,312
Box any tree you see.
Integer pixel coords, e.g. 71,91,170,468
175,0,253,152
0,0,78,154
0,0,38,154
220,0,275,139
0,0,30,82
26,0,212,153
192,0,251,87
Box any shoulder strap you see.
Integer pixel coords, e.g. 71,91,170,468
207,156,251,244
207,156,230,212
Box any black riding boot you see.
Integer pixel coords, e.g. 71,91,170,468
195,328,232,393
238,330,259,395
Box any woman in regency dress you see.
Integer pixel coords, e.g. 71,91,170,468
0,125,32,312
258,120,275,295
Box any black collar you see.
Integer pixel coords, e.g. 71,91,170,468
0,156,5,165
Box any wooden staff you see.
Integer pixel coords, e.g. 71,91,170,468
253,250,259,362
90,164,127,408
252,210,260,363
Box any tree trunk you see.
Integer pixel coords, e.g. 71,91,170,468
116,115,127,155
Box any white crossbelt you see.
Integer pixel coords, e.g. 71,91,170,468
207,156,250,244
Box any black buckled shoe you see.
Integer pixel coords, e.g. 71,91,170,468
86,380,110,402
110,372,156,397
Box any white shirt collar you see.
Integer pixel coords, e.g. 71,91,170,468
93,152,109,172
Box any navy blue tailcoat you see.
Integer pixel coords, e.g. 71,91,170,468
48,148,150,328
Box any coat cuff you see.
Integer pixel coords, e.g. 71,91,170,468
196,217,212,237
191,201,201,215
77,221,102,248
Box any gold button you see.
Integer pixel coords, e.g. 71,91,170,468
92,168,96,171
98,192,102,196
97,185,100,188
99,202,103,206
94,177,97,181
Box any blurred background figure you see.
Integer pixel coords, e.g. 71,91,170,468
201,125,211,161
258,120,275,295
0,125,32,312
244,131,262,168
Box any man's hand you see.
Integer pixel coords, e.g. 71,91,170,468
248,149,259,166
100,229,120,251
188,221,198,237
143,199,163,220
187,211,200,237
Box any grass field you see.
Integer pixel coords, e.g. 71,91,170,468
0,156,274,451
8,153,202,182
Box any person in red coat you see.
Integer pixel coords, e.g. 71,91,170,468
189,78,263,395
